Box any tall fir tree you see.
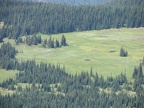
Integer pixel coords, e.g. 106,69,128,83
55,39,60,48
61,35,67,46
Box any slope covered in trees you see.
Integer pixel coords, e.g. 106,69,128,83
0,0,144,40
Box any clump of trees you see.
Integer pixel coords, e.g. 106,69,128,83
0,42,17,59
42,35,67,48
0,42,18,70
132,63,143,79
15,37,23,45
25,35,42,46
15,34,67,49
120,47,128,57
15,35,42,46
132,62,144,93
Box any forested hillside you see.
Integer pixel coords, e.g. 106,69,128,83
0,0,144,40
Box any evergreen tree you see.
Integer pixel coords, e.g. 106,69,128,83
0,34,3,42
132,66,138,79
138,63,143,78
55,39,60,48
48,36,52,48
42,39,47,48
142,57,144,65
133,63,143,79
37,35,42,44
15,37,23,45
61,35,67,46
120,47,128,57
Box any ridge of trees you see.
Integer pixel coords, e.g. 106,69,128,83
42,35,67,48
0,0,143,40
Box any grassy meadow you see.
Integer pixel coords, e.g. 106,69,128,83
1,28,144,80
0,69,18,83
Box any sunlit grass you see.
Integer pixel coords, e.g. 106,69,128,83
0,69,18,83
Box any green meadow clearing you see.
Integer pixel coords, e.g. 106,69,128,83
0,69,18,83
1,28,144,81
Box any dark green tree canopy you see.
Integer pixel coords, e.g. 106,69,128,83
0,0,143,40
120,47,128,57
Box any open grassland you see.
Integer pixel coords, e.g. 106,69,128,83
0,69,18,83
2,28,144,80
0,87,15,95
0,69,18,95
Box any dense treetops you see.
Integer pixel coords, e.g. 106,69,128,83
0,0,144,40
0,43,18,70
0,42,17,59
120,47,128,57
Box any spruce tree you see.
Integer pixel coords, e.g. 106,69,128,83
61,35,67,46
37,35,42,44
42,39,47,48
48,36,51,48
138,63,143,78
51,39,54,48
120,47,128,57
55,39,60,48
142,57,144,65
132,66,138,79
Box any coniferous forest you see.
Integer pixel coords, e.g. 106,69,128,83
0,0,144,40
0,0,144,107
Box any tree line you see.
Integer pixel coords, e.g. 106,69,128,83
0,42,144,107
15,34,67,48
0,0,144,40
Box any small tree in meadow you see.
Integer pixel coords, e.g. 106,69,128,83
61,35,67,46
120,47,128,57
